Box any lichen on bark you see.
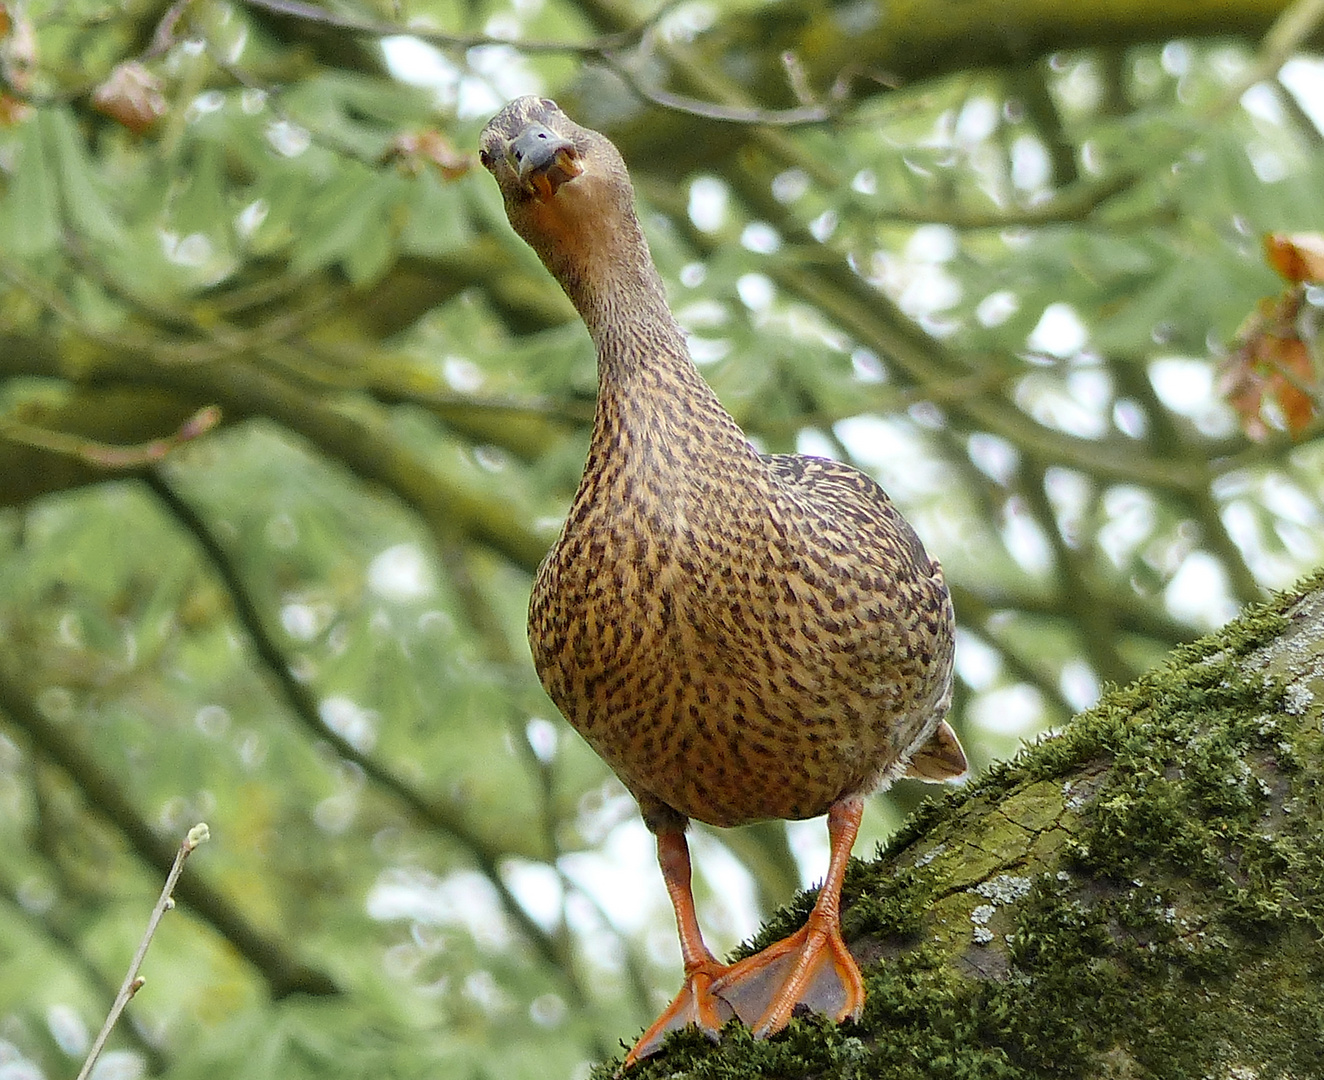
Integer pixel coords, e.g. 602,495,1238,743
602,570,1324,1079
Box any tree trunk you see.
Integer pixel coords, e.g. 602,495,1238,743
606,571,1324,1078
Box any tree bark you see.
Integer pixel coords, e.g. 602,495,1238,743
606,571,1324,1078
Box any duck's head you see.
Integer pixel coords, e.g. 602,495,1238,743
479,97,650,314
479,97,591,203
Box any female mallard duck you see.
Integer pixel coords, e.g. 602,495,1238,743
479,96,966,1065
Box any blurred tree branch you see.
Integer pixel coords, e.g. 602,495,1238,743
567,0,1318,172
0,660,339,998
0,865,169,1072
0,333,549,569
238,0,679,56
141,470,610,1016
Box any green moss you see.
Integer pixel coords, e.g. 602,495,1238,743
597,572,1324,1078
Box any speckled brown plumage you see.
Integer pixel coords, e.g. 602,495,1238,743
480,96,965,1064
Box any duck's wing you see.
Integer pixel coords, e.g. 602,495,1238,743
763,451,964,779
761,452,935,581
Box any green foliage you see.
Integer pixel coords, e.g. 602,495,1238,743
1,1,1323,1078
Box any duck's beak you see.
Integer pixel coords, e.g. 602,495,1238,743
508,122,583,203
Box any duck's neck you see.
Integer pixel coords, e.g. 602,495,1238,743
549,214,751,467
568,242,688,377
591,281,722,435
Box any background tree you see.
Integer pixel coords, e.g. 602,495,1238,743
1,1,1322,1078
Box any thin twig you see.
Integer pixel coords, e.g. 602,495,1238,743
238,0,675,56
0,406,221,469
144,0,195,59
74,824,211,1080
598,52,834,126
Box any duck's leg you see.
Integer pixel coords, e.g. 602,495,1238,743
708,796,866,1038
624,828,735,1065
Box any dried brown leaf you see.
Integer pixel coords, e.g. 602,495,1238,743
92,62,167,135
1265,232,1324,284
383,129,473,180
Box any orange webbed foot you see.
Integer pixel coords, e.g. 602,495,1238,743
710,908,865,1037
712,797,867,1040
623,957,735,1066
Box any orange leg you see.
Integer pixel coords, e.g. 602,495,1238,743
625,799,866,1066
624,828,735,1066
708,796,866,1038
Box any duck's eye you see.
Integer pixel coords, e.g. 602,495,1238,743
478,148,492,168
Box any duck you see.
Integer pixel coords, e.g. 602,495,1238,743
479,96,966,1066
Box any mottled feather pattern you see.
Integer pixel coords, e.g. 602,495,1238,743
529,338,953,829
